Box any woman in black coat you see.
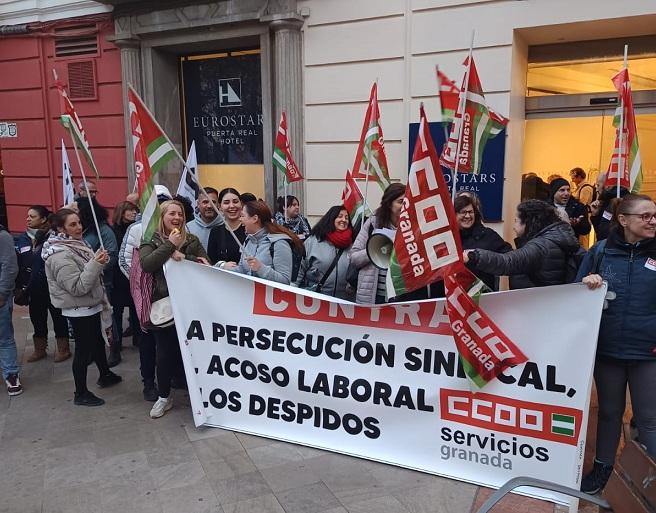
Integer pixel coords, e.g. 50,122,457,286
455,194,512,290
464,200,580,289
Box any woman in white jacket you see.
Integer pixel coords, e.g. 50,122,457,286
43,209,122,406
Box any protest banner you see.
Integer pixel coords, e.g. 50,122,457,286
166,260,605,507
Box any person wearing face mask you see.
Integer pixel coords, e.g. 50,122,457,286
577,194,656,494
140,200,209,418
186,187,224,251
222,200,304,285
454,194,511,291
43,209,121,406
464,200,580,289
549,177,591,242
275,195,311,240
207,188,247,265
295,206,355,300
350,183,405,304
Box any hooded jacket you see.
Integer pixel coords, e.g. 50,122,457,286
575,229,656,360
186,213,224,251
469,221,580,289
233,228,293,285
295,235,353,300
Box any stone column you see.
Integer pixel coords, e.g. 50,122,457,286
113,36,142,192
270,19,305,207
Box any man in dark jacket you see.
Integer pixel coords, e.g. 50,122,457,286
0,226,22,396
550,178,591,243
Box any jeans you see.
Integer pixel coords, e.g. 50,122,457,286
594,356,656,464
0,298,19,379
29,292,68,339
68,313,111,395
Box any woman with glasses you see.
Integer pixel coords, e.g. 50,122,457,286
455,194,511,291
577,194,656,494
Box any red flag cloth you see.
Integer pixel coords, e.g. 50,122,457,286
273,112,303,183
341,169,367,226
436,67,459,122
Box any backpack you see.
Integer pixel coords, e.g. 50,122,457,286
269,239,302,283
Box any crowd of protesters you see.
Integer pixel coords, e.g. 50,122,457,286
0,168,653,496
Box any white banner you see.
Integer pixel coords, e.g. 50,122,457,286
166,261,606,506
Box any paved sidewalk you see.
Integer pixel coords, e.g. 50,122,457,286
0,306,597,513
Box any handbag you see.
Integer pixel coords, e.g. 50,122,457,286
149,296,174,328
308,249,343,294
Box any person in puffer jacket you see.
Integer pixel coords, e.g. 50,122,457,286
43,209,122,407
577,194,656,495
221,200,303,285
464,199,580,289
295,205,354,301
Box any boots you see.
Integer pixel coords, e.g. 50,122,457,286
107,339,121,368
54,337,72,363
27,336,47,362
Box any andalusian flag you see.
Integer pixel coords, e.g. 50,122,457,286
551,413,576,437
128,86,177,242
436,67,459,123
53,70,100,178
352,83,391,191
439,57,508,175
605,68,643,193
341,169,369,227
273,112,303,184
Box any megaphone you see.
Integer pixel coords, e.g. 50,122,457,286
366,228,396,270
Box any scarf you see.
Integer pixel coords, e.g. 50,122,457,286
275,212,310,236
41,232,94,262
326,228,353,249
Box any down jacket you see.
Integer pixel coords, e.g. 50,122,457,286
468,221,580,290
350,216,386,304
140,232,208,302
460,223,512,291
295,236,353,300
575,229,656,360
233,229,294,285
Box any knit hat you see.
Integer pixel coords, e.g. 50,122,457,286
549,177,570,201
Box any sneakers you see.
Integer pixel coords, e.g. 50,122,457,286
74,391,105,407
143,382,159,402
96,371,122,388
581,460,614,494
150,396,173,418
5,373,23,396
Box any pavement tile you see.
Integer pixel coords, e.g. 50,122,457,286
149,458,207,490
196,448,257,481
393,479,477,513
42,483,103,513
191,431,245,457
275,481,341,513
156,477,223,513
470,487,555,513
345,495,411,513
246,440,307,469
222,493,286,513
211,470,273,505
260,459,321,492
235,431,277,449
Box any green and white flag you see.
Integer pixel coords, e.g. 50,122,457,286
551,413,575,437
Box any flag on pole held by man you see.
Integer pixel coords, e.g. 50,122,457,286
386,105,527,387
53,70,100,178
351,83,391,190
61,140,75,206
605,68,643,193
177,140,201,213
439,57,508,175
273,112,303,184
128,86,177,242
436,67,460,123
341,169,369,227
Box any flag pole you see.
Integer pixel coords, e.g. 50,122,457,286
66,123,104,250
127,84,244,252
284,177,288,223
451,31,475,203
360,78,378,230
616,44,628,199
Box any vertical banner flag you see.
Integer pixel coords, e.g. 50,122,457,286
128,86,177,241
273,112,303,184
61,140,75,206
439,57,508,175
351,83,392,190
53,70,100,178
436,67,460,123
387,105,527,386
605,68,643,193
177,140,201,213
342,169,369,227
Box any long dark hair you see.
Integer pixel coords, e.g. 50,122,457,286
243,200,304,254
311,206,352,242
516,200,562,243
276,195,299,214
375,183,405,228
76,197,108,231
219,187,241,203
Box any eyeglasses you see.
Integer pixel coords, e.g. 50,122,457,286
622,212,656,222
457,210,475,217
